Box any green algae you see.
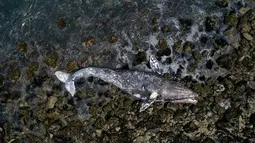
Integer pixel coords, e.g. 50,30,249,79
45,53,58,68
10,68,20,81
16,42,27,53
108,35,118,43
161,26,170,33
66,60,78,72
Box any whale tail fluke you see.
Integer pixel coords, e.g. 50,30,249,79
55,71,76,97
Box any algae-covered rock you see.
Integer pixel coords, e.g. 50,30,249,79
224,11,238,27
161,25,170,33
192,50,202,61
152,16,157,25
153,27,159,33
45,53,58,68
158,39,168,49
29,62,39,72
173,40,182,52
47,96,58,109
57,17,67,29
187,63,197,73
133,51,147,66
10,68,20,81
108,35,118,43
215,0,229,8
67,60,78,72
25,70,34,80
16,42,27,53
156,39,171,56
183,41,195,52
179,18,193,30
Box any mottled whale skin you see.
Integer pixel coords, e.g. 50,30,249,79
55,56,198,112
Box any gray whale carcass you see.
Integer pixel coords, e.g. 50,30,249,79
55,56,198,112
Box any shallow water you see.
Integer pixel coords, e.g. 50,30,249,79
0,0,255,142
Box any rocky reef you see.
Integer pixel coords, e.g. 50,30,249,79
0,1,255,143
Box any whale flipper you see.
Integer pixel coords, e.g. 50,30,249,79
139,92,159,112
149,55,163,75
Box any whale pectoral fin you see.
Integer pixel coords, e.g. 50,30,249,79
149,55,163,75
139,92,159,112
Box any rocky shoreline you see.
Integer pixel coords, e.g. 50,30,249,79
0,1,255,143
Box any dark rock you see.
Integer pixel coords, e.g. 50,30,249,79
206,60,214,69
214,38,228,48
215,0,229,8
202,137,215,143
179,18,193,30
200,36,208,44
205,17,216,32
133,51,147,66
183,121,198,133
57,17,67,29
249,113,255,125
216,50,238,70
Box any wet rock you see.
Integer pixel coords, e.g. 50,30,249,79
205,17,216,32
67,60,78,72
224,28,240,48
242,33,253,41
183,41,195,52
224,11,238,27
183,121,199,133
133,51,147,66
47,96,58,109
239,7,251,15
202,137,215,143
10,68,20,81
214,38,228,49
216,52,237,70
57,17,67,29
16,41,27,53
240,22,251,33
215,0,229,8
45,53,58,68
249,113,255,125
